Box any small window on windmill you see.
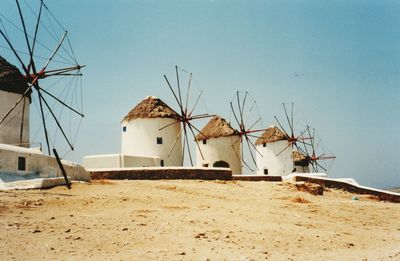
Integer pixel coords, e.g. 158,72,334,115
202,163,209,167
157,137,163,144
263,143,266,147
18,157,26,171
263,168,268,175
202,139,207,145
122,126,127,132
160,160,164,167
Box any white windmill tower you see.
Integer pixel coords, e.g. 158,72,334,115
299,126,336,173
256,103,335,176
255,126,293,175
0,56,30,147
195,115,242,174
292,150,310,173
255,103,305,176
121,96,183,167
160,65,213,166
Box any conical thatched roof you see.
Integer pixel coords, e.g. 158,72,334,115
293,150,310,166
255,126,287,145
195,115,239,141
122,96,180,121
293,150,307,162
0,56,30,96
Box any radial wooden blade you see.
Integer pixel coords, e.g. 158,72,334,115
230,101,242,128
275,142,292,157
187,122,204,160
159,120,180,131
0,29,29,75
175,65,184,111
183,124,193,166
36,88,51,155
185,72,192,115
0,85,32,125
163,74,183,115
167,127,182,157
274,115,290,140
31,0,44,58
39,88,74,151
244,135,258,170
19,97,26,146
315,161,327,172
16,0,35,73
189,90,202,117
291,102,294,135
39,86,84,117
283,103,294,136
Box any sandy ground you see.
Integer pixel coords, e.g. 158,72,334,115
0,180,399,261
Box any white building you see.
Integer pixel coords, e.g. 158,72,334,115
195,116,242,174
0,56,30,147
121,96,183,167
83,154,160,169
0,143,89,182
292,150,310,173
255,126,294,176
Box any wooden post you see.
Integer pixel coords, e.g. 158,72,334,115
53,148,71,189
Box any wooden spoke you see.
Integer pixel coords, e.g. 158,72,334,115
167,128,183,157
187,123,204,161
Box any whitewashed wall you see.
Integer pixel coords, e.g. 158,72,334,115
256,140,293,176
0,91,29,147
293,164,310,173
121,118,183,166
83,154,161,169
0,144,89,181
195,136,242,174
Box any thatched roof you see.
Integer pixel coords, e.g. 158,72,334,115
0,56,30,96
255,126,287,145
195,115,239,141
293,150,307,162
293,150,310,166
122,96,180,121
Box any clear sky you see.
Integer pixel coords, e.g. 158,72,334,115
2,0,399,189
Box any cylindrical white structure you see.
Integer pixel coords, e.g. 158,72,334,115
121,96,182,167
195,116,242,174
0,91,30,146
255,126,293,176
0,56,30,147
293,151,310,173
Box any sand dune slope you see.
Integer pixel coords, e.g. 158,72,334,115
1,180,399,260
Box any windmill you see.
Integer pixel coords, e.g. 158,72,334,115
0,1,84,188
273,103,336,174
161,65,212,166
301,126,336,173
229,91,267,172
273,102,311,157
253,102,311,176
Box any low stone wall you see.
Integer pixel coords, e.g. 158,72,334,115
233,175,283,182
294,176,400,203
89,167,232,180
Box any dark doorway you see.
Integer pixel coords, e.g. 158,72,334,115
213,160,229,168
18,157,26,171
